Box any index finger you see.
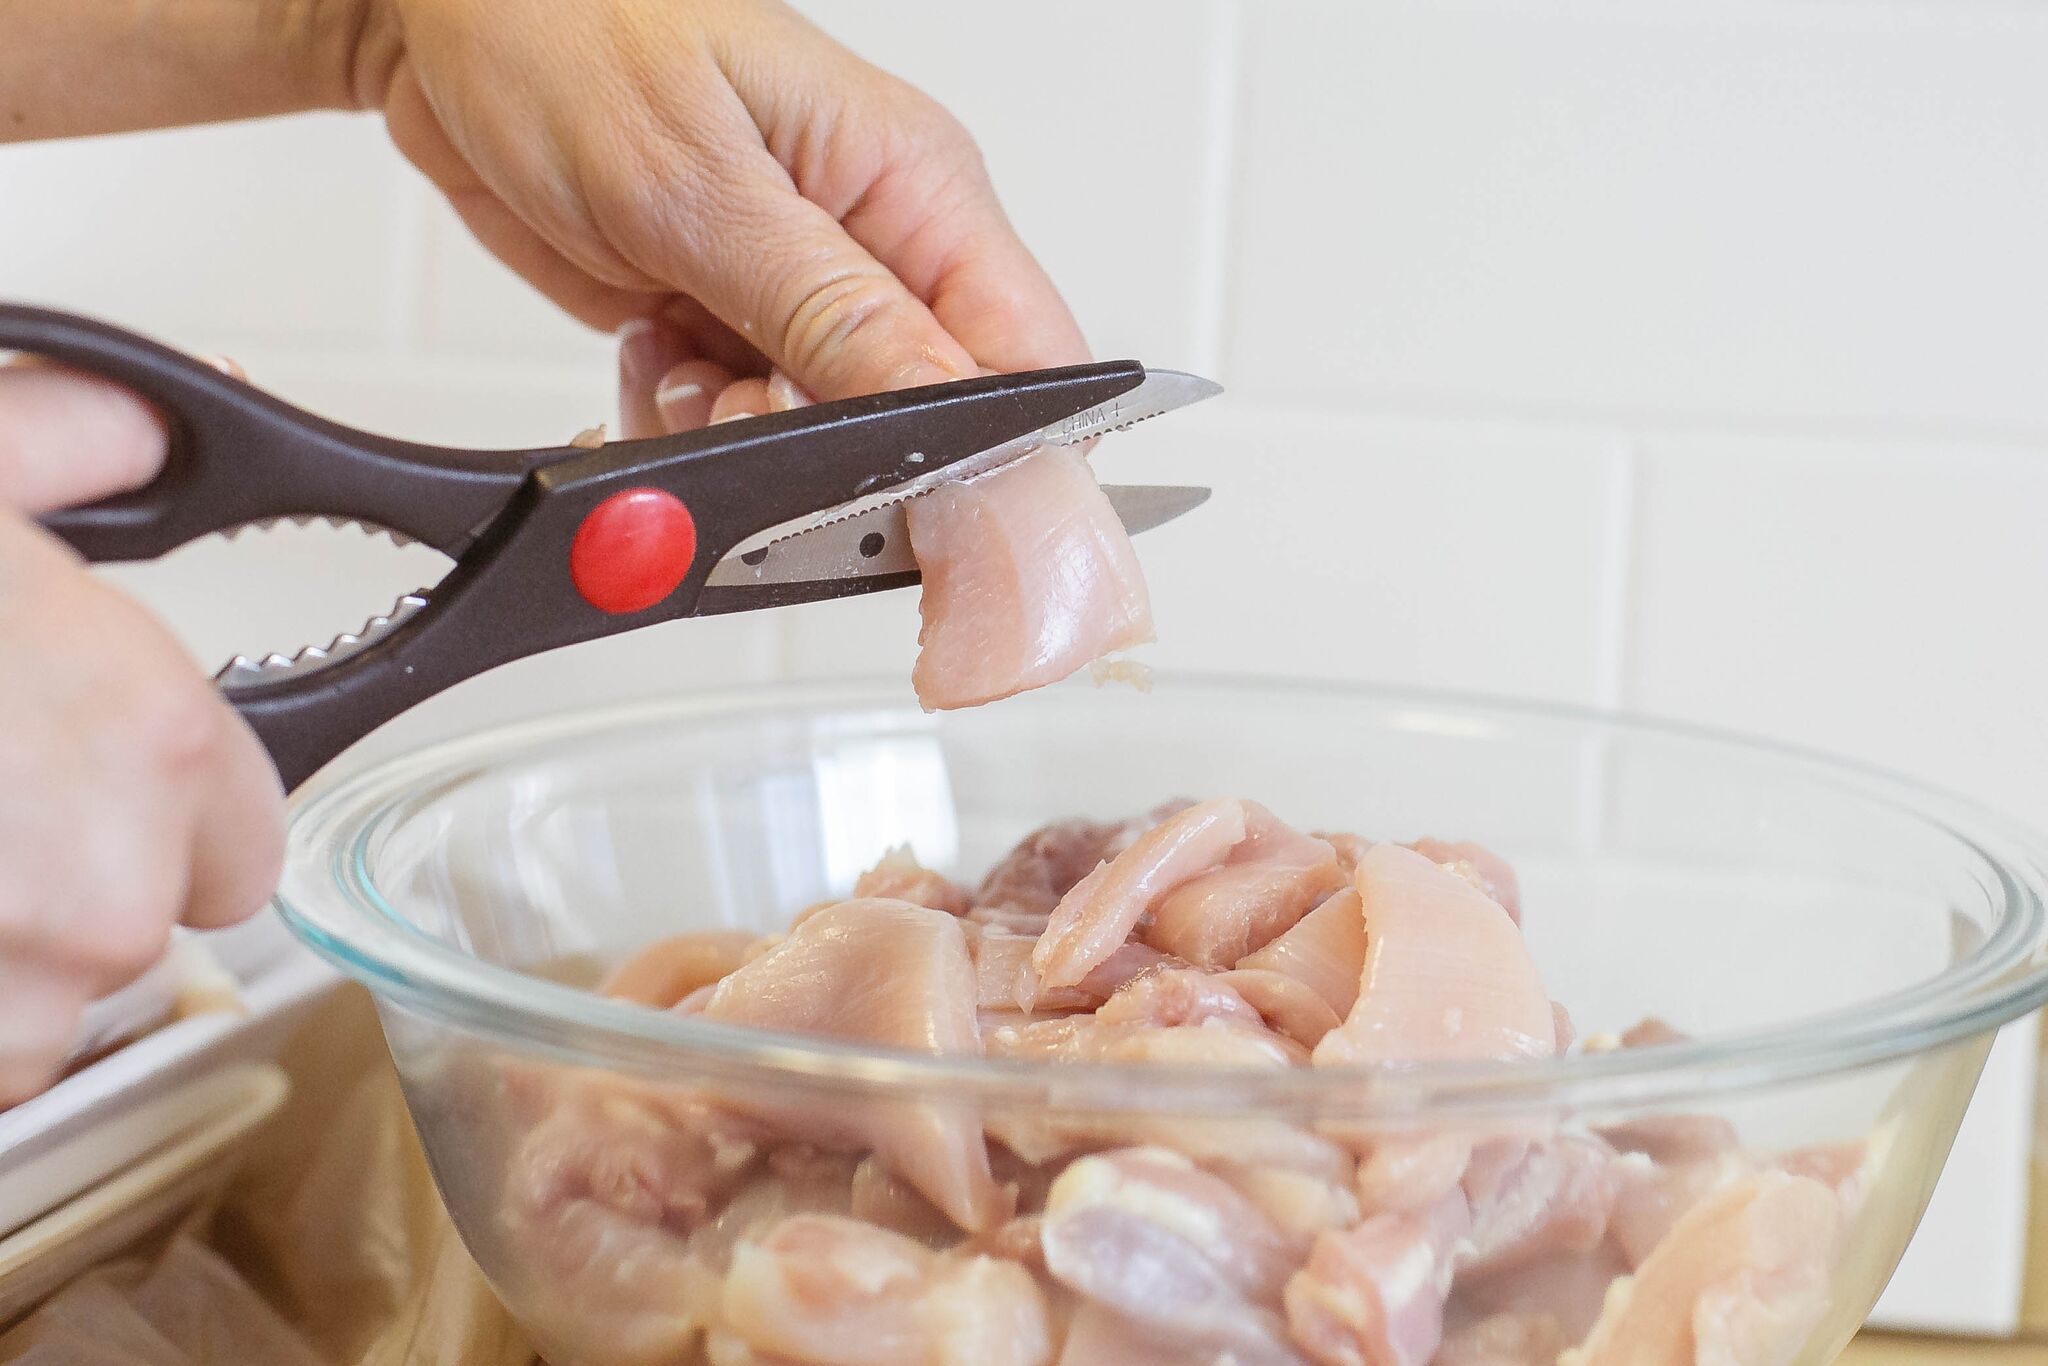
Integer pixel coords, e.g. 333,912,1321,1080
0,362,166,515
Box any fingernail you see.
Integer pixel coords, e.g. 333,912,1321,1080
766,370,812,412
616,317,675,384
653,360,733,433
200,354,247,381
709,377,772,425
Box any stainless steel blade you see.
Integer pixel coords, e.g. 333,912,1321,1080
725,367,1221,560
705,484,1210,590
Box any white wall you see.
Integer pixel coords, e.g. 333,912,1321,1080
5,0,2044,1333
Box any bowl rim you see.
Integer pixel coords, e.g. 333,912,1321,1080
274,674,2048,1120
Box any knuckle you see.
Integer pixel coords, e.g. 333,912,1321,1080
887,83,986,172
122,671,227,781
84,907,173,983
778,272,906,383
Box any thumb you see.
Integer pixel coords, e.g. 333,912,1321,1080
656,155,979,402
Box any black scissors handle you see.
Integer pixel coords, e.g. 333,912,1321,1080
5,303,1146,790
0,304,554,560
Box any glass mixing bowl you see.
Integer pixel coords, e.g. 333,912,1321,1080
275,677,2048,1366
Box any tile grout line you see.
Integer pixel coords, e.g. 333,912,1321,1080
385,172,433,358
1187,0,1243,381
1578,436,1645,853
1592,437,1643,714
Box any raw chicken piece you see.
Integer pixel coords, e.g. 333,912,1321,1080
504,1081,764,1364
849,1156,958,1250
1282,1190,1469,1366
1236,887,1367,1020
1433,1311,1572,1366
1405,838,1522,925
974,805,1186,914
1042,1148,1306,1365
1056,1304,1208,1366
1351,1133,1475,1216
1313,832,1374,875
1459,1135,1619,1278
1608,1152,1753,1269
1562,1172,1841,1366
511,1081,760,1238
1312,844,1555,1068
853,846,969,916
1598,1113,1740,1165
703,1335,808,1366
720,1214,1054,1366
967,923,1174,1014
1093,967,1265,1029
983,1018,1344,1177
907,447,1153,711
1452,1244,1633,1347
983,1013,1304,1071
1023,944,1178,1013
1143,806,1344,968
1218,967,1345,1048
599,930,760,1008
1607,1137,1876,1274
1225,1165,1363,1244
686,1162,861,1273
965,924,1045,1011
1776,1139,1877,1219
1034,798,1249,990
700,899,1004,1231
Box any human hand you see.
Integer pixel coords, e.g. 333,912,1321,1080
0,362,282,1105
345,0,1087,428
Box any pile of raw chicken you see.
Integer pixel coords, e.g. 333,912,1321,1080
500,799,1872,1366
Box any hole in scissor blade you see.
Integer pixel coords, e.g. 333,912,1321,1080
859,532,886,558
741,547,768,566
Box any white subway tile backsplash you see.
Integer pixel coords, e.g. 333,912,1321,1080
785,404,1625,705
417,188,620,366
244,351,613,450
0,115,406,349
794,0,1221,367
1228,1,2048,438
1627,430,2048,830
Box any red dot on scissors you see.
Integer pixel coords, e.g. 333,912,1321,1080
570,487,698,614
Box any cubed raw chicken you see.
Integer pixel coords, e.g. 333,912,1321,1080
1562,1172,1841,1366
500,800,1877,1366
699,899,1004,1231
1033,798,1251,990
1142,807,1344,968
906,448,1153,711
1283,1190,1470,1366
1459,1135,1620,1278
502,1081,764,1363
853,845,969,916
719,1214,1054,1366
1405,838,1523,926
970,803,1193,926
1042,1148,1307,1364
599,930,760,1008
1434,1311,1573,1366
1312,843,1555,1067
1236,887,1367,1020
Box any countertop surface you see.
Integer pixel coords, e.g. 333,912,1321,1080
1843,1334,2048,1362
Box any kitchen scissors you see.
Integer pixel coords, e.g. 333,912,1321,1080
1,304,1217,791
